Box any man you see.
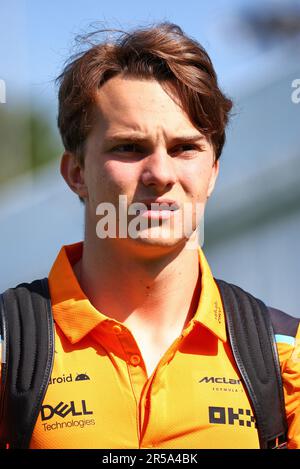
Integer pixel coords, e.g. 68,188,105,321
1,23,300,449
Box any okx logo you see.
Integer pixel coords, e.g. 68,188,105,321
209,406,256,428
41,400,93,421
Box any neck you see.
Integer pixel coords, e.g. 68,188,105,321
74,237,201,333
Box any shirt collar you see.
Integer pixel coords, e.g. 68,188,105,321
194,247,227,342
49,242,227,344
49,242,108,344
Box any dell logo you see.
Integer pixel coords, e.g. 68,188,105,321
41,400,93,421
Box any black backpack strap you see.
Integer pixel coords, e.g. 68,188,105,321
268,307,300,338
215,279,290,449
0,278,54,449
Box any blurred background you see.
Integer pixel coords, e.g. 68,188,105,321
0,0,299,315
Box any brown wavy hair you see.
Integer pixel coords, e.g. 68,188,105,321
56,23,233,163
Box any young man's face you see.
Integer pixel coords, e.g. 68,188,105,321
64,75,219,252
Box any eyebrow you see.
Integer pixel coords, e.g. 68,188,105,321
104,132,207,145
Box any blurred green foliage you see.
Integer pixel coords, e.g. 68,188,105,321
0,104,63,185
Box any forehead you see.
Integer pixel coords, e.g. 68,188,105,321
92,75,200,137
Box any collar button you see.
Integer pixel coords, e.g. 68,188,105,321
130,354,141,366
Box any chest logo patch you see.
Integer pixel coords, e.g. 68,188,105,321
75,373,90,381
49,372,91,385
209,406,257,428
41,400,93,421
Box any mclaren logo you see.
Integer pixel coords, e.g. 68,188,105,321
199,376,241,385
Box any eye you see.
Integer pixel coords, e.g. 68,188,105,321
177,144,196,151
111,143,143,153
171,144,205,156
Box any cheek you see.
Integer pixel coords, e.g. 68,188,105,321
105,160,137,185
94,161,140,202
180,164,212,200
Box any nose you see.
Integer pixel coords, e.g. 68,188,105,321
140,149,177,192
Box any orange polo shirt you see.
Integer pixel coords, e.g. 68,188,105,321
27,242,300,449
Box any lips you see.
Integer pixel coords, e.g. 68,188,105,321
136,199,180,211
133,199,180,220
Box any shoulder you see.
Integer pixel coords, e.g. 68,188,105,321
0,278,50,309
267,306,300,340
1,278,49,295
270,308,300,449
268,307,300,383
215,278,300,336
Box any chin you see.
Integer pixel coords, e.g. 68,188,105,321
129,226,197,251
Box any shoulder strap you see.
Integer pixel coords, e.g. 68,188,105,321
268,306,300,338
0,278,54,449
215,279,290,449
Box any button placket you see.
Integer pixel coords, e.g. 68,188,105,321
111,323,144,371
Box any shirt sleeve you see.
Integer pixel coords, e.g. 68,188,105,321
277,323,300,449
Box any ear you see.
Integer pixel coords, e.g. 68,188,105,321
207,159,219,198
60,152,88,199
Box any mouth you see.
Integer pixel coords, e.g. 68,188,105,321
134,199,180,220
137,199,179,210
